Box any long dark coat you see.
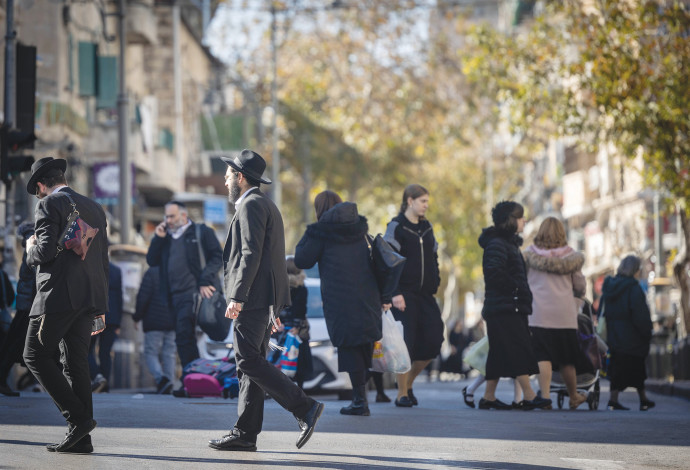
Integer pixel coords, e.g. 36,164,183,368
294,202,382,348
601,275,653,357
478,226,533,319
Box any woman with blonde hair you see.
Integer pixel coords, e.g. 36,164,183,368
524,217,587,409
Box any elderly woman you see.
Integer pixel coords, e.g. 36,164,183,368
600,255,654,411
524,217,588,410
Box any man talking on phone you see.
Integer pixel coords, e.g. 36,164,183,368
22,157,109,454
146,200,223,396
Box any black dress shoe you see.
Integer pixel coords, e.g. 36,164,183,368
607,400,630,410
0,384,20,397
394,396,413,407
53,419,97,452
407,389,418,406
296,401,324,449
462,387,475,409
375,392,391,403
208,434,257,451
640,399,655,411
47,435,93,454
521,396,552,411
172,386,188,398
478,398,512,410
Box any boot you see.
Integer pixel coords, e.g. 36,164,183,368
340,384,370,416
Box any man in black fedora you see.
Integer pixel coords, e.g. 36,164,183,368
22,157,109,454
208,149,324,452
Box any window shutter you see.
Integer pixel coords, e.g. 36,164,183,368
78,42,97,96
96,56,118,109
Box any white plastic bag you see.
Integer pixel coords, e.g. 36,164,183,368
371,310,411,374
463,335,489,376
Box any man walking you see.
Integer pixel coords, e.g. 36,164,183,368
208,149,323,452
23,157,109,454
146,200,222,395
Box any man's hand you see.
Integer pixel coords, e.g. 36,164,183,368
154,222,167,238
225,301,243,319
200,285,216,299
91,314,106,336
382,303,392,311
272,317,283,334
27,234,37,250
392,295,406,312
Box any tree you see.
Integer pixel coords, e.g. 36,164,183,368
462,0,690,335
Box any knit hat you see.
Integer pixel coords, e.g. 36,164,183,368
491,201,521,226
16,221,35,240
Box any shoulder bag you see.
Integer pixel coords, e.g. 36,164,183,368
194,224,231,342
365,234,406,299
57,193,99,260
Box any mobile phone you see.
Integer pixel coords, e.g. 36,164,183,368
92,316,105,332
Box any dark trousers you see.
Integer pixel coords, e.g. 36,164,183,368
23,308,94,425
0,309,31,384
171,290,199,368
233,307,315,442
88,325,118,380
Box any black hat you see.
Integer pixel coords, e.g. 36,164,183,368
221,149,271,185
26,157,67,195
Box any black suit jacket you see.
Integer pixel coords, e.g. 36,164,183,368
27,187,109,317
223,189,290,311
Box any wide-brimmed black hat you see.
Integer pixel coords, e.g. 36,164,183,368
221,149,271,185
26,157,67,195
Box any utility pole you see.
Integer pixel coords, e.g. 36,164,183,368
270,4,281,211
117,0,132,244
2,0,18,277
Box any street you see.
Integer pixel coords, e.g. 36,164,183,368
1,378,689,469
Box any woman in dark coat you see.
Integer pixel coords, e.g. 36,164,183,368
478,201,551,410
295,190,389,416
600,255,654,411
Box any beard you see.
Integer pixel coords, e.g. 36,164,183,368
229,181,242,203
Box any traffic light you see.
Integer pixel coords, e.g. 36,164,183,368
1,125,36,183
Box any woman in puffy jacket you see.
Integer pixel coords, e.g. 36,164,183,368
383,184,444,408
600,255,654,411
477,201,551,410
524,217,587,410
295,190,389,417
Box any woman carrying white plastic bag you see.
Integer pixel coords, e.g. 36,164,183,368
372,310,411,374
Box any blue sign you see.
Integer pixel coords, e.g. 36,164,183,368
204,199,227,224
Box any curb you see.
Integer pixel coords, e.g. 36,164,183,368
645,379,690,401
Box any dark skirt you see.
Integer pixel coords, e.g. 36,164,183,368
485,314,539,380
392,292,444,361
337,342,374,374
609,351,647,391
530,327,580,370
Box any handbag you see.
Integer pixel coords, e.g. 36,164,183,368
278,332,301,377
57,193,99,260
370,309,411,374
365,234,406,299
596,300,607,342
193,224,230,342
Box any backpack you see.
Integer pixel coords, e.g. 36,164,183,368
182,357,237,398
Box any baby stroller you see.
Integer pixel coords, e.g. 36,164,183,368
551,298,606,410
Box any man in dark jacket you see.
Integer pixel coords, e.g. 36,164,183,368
208,149,323,452
88,262,124,393
133,266,176,394
146,200,222,395
23,157,109,453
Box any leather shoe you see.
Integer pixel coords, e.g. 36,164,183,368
607,400,630,411
462,387,475,409
375,392,391,403
478,398,512,410
394,396,413,407
521,396,552,411
296,401,324,449
407,389,418,406
640,399,655,411
47,435,93,454
0,384,20,397
208,433,257,451
53,419,97,452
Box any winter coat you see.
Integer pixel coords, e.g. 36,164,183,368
133,266,175,332
383,213,441,296
106,263,124,326
524,245,586,329
294,202,382,348
478,226,532,319
0,269,14,310
146,221,223,298
601,275,652,357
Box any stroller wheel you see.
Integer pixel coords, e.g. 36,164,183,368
589,380,600,410
557,392,564,409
